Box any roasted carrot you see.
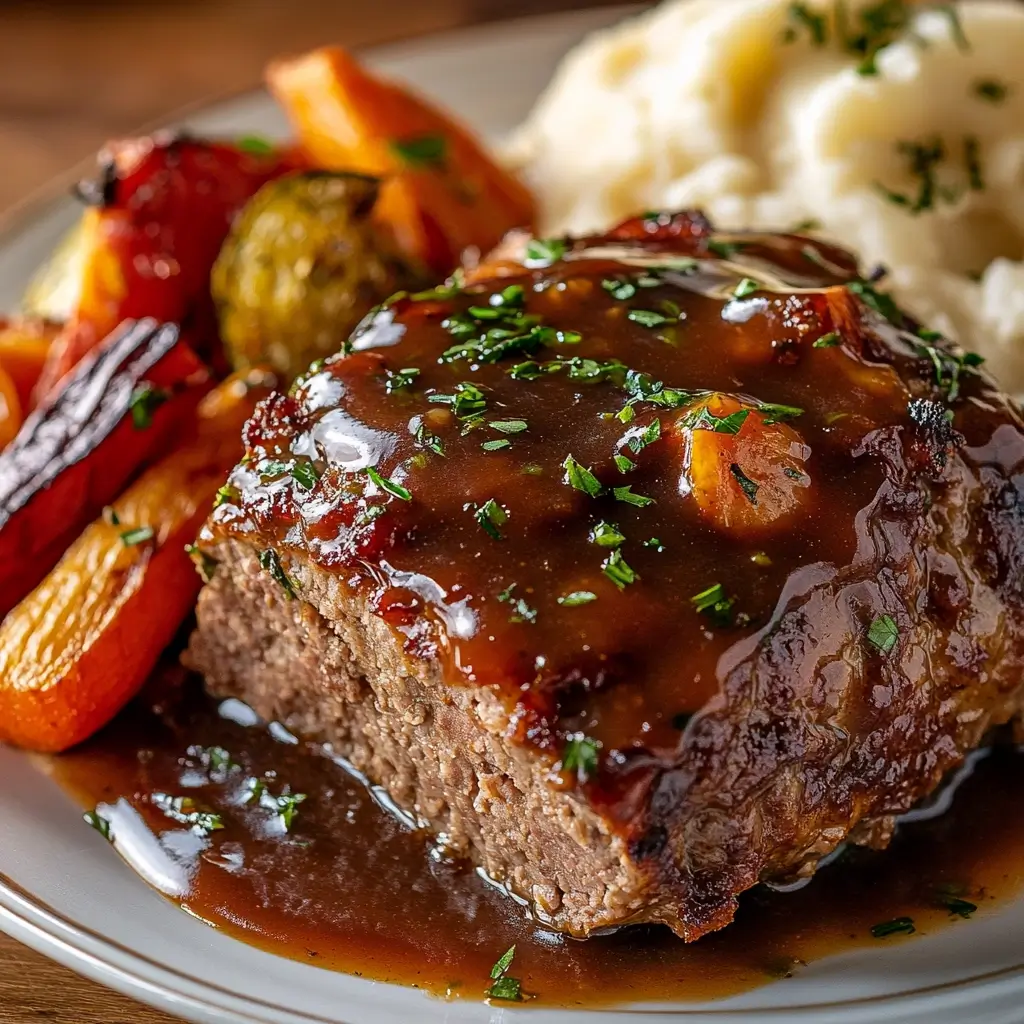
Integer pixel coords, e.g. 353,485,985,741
35,136,297,400
0,319,209,618
0,318,58,411
0,369,274,753
267,46,535,274
681,394,811,535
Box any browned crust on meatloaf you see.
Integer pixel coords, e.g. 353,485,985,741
186,539,668,936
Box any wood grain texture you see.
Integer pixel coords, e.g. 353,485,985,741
0,3,625,1020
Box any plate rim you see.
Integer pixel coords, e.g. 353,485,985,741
2,5,1024,1022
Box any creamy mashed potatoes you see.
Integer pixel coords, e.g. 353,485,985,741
510,0,1024,391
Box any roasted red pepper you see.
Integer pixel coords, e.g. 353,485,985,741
0,318,209,617
34,134,298,400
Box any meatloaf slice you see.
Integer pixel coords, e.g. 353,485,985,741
187,212,1024,940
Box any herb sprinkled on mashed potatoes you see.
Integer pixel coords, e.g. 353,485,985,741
509,0,1024,391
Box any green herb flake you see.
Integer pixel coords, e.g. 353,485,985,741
814,331,841,348
730,464,759,506
603,277,637,301
414,421,445,457
490,945,517,980
602,549,638,589
751,551,773,567
258,549,296,598
102,506,121,526
238,134,275,155
490,419,528,434
590,521,625,548
185,543,218,583
389,133,447,168
848,280,905,327
936,893,977,919
213,484,239,509
562,735,600,778
429,381,487,419
524,237,567,268
366,466,412,502
487,976,522,1002
733,277,761,300
614,453,636,474
691,583,735,626
385,367,420,394
973,78,1009,104
682,406,751,435
628,309,673,328
152,793,224,834
84,809,112,842
867,614,899,655
474,499,509,540
120,525,155,547
482,438,511,452
563,455,603,498
758,402,804,424
707,239,748,259
558,591,598,607
965,135,984,192
128,384,169,429
270,791,307,832
783,2,828,46
870,916,916,939
613,486,655,508
291,461,321,491
644,537,665,552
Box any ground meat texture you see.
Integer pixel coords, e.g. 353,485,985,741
186,212,1024,940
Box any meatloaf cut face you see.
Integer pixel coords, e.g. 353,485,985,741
187,212,1024,940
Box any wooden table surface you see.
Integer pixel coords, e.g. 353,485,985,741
0,2,621,1021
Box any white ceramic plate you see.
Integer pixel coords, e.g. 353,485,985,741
2,7,1024,1023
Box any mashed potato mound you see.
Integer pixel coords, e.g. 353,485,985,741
510,0,1024,392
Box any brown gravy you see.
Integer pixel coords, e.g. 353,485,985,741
48,669,1024,1009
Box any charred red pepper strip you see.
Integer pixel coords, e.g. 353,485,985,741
0,318,209,617
34,135,299,401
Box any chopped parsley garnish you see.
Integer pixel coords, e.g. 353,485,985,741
474,499,509,540
481,439,510,451
84,809,112,842
258,549,296,598
848,280,905,327
385,367,420,394
562,735,600,779
389,133,447,168
429,381,487,419
185,543,218,583
237,134,275,155
814,331,841,348
644,537,665,552
267,791,307,831
758,402,804,424
490,418,528,434
120,525,154,547
194,745,237,774
730,464,759,505
590,521,625,548
876,135,985,215
291,460,321,491
614,453,636,474
782,2,828,46
691,583,735,626
870,916,915,939
102,506,120,526
366,466,412,501
524,237,567,268
213,484,239,509
915,342,983,402
558,591,597,607
733,277,761,300
152,793,224,834
497,583,537,624
682,406,751,435
867,614,899,655
486,945,523,1002
965,135,984,191
973,78,1009,104
936,892,977,918
627,309,673,328
603,277,638,301
613,486,654,508
707,239,748,259
563,455,603,497
602,549,638,588
128,384,169,429
258,459,292,479
414,421,445,457
624,418,662,454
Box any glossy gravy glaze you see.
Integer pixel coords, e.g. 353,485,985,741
51,669,1024,1008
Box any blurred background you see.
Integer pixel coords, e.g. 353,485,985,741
0,0,628,215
